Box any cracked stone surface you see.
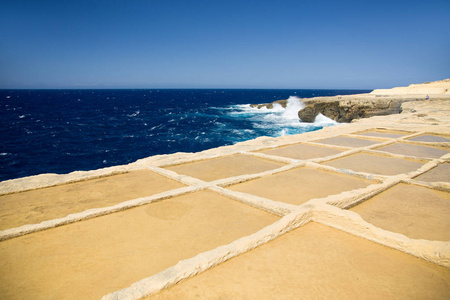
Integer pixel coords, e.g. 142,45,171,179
0,98,449,300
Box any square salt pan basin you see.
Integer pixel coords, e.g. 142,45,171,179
376,142,449,159
149,223,450,300
356,130,410,139
256,143,343,160
414,163,450,182
0,190,278,300
164,154,286,182
323,153,424,176
228,167,374,205
350,184,450,241
313,136,380,148
0,170,185,231
408,134,450,143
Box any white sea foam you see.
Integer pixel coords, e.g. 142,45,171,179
282,96,305,119
225,96,336,139
127,110,140,117
314,113,337,125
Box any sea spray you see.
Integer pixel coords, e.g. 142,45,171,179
0,89,369,181
282,96,306,119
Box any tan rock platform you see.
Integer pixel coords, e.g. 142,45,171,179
256,143,343,160
408,134,450,143
164,153,286,181
350,184,450,241
356,129,410,139
415,163,450,182
323,153,424,176
377,142,449,159
0,190,278,299
1,92,449,299
149,223,450,300
228,167,374,205
0,170,185,230
312,136,380,148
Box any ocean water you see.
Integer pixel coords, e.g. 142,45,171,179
0,89,370,182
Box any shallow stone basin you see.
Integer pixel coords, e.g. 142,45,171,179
313,136,380,148
408,134,450,143
414,163,450,182
376,142,449,159
350,184,450,241
228,167,374,205
356,129,411,139
0,170,185,230
256,143,343,160
0,190,278,300
148,223,450,300
164,154,286,181
323,153,424,176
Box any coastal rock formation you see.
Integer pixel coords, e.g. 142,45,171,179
2,100,450,299
298,98,403,123
255,79,450,123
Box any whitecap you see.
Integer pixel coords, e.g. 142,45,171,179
128,110,140,117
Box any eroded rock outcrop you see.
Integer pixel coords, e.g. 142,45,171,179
255,79,450,123
298,98,403,123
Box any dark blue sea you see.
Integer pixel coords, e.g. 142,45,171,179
0,89,370,182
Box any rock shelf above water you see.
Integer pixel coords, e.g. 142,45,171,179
253,79,450,123
0,82,449,300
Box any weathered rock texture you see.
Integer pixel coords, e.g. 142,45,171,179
1,98,450,299
298,97,404,123
254,79,450,123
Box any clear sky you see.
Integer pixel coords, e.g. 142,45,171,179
1,0,449,89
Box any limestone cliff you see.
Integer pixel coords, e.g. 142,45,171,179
253,79,450,123
297,97,404,123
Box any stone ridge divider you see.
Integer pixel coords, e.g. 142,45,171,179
0,129,440,242
101,167,449,300
0,123,402,195
311,205,450,268
101,202,450,300
101,206,314,300
100,130,450,299
1,121,449,298
0,185,203,241
0,123,387,195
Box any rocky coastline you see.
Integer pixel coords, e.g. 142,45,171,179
251,79,450,123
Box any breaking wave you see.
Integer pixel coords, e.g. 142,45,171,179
0,89,368,181
221,96,336,140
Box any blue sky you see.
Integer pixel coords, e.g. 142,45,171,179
1,0,449,89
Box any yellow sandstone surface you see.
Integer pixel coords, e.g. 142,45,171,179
0,80,449,299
